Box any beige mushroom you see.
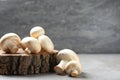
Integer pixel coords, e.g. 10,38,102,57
54,49,81,76
21,37,41,54
30,26,45,38
65,61,82,77
0,33,21,54
38,35,54,53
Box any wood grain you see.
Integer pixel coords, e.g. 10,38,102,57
0,49,58,75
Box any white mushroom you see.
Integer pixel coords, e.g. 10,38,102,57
0,33,21,54
54,49,81,76
38,35,54,53
65,61,82,77
30,26,45,38
21,37,41,54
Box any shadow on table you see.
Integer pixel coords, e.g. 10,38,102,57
78,72,91,78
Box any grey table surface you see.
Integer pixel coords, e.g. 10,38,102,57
0,54,120,80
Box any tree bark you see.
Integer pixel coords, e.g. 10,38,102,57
0,49,58,75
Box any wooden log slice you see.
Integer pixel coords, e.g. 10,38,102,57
0,49,58,75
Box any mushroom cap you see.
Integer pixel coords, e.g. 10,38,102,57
57,49,80,62
30,26,45,38
65,61,82,77
38,35,54,53
21,37,41,54
0,33,21,43
0,33,21,53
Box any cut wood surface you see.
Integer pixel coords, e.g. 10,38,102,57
0,49,58,75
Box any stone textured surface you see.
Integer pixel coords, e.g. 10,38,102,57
0,54,120,80
0,0,120,53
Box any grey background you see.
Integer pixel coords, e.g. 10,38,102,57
0,0,120,53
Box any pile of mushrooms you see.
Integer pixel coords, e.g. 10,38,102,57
0,26,82,77
0,26,54,54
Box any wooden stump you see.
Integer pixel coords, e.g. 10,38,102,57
0,49,58,75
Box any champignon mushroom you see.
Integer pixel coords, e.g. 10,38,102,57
38,35,54,53
54,49,81,75
0,33,21,54
65,61,82,77
30,26,45,39
21,37,41,54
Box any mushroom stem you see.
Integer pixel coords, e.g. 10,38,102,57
25,48,31,54
54,60,67,74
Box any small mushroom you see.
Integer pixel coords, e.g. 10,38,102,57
21,37,41,54
0,33,21,54
54,49,81,75
65,61,82,77
38,35,54,53
30,26,45,38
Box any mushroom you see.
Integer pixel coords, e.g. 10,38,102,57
0,33,21,54
38,35,54,53
21,37,41,54
30,26,45,39
65,61,82,77
54,49,81,76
